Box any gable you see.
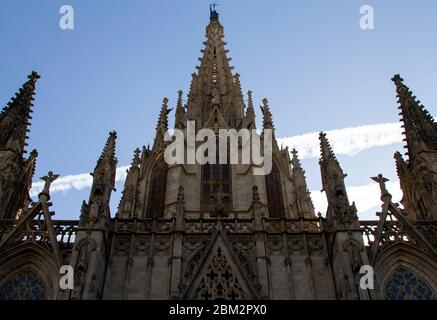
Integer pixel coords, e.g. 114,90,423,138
183,231,258,300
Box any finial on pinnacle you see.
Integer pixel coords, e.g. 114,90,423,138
210,3,219,21
391,74,404,85
29,71,41,81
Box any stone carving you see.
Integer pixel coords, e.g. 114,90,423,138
267,236,285,256
134,236,151,256
287,235,305,256
307,236,324,257
193,247,248,300
154,236,171,255
114,236,130,256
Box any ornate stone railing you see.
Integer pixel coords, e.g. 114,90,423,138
360,220,378,247
0,219,78,248
113,217,324,234
360,219,418,251
360,219,437,253
53,220,78,248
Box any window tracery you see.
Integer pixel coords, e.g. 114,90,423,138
385,267,433,300
194,247,247,300
0,271,46,300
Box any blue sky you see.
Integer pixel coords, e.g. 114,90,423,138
1,0,437,220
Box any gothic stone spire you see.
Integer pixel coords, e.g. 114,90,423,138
319,131,339,165
174,90,187,130
0,72,40,219
319,132,357,225
260,98,274,131
0,71,40,155
392,74,437,157
244,90,256,129
291,149,315,217
86,131,118,224
154,97,172,150
392,75,437,220
117,148,141,219
186,8,243,128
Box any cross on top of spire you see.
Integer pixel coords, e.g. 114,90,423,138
210,3,219,21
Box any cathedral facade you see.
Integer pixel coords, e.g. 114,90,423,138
0,9,436,300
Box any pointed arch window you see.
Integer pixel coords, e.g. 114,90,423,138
385,267,433,300
147,159,168,218
201,142,231,212
265,161,285,218
0,271,46,300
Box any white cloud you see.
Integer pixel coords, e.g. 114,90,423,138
278,121,403,159
30,166,129,198
310,180,403,220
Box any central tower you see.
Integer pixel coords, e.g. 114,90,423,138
115,7,316,222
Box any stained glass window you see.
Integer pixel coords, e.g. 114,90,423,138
0,271,46,300
385,267,433,300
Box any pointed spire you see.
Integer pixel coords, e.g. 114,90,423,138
244,90,256,129
96,131,117,171
131,147,141,167
291,148,302,169
0,71,40,155
117,148,141,219
91,131,117,197
392,74,437,157
319,132,338,164
318,132,356,225
156,97,171,132
174,90,187,129
233,73,244,104
260,98,274,130
291,149,315,217
186,6,239,126
154,98,172,149
87,131,118,222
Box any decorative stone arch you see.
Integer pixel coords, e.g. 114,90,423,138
374,243,437,300
144,151,169,218
74,237,98,253
342,238,363,251
0,243,60,300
